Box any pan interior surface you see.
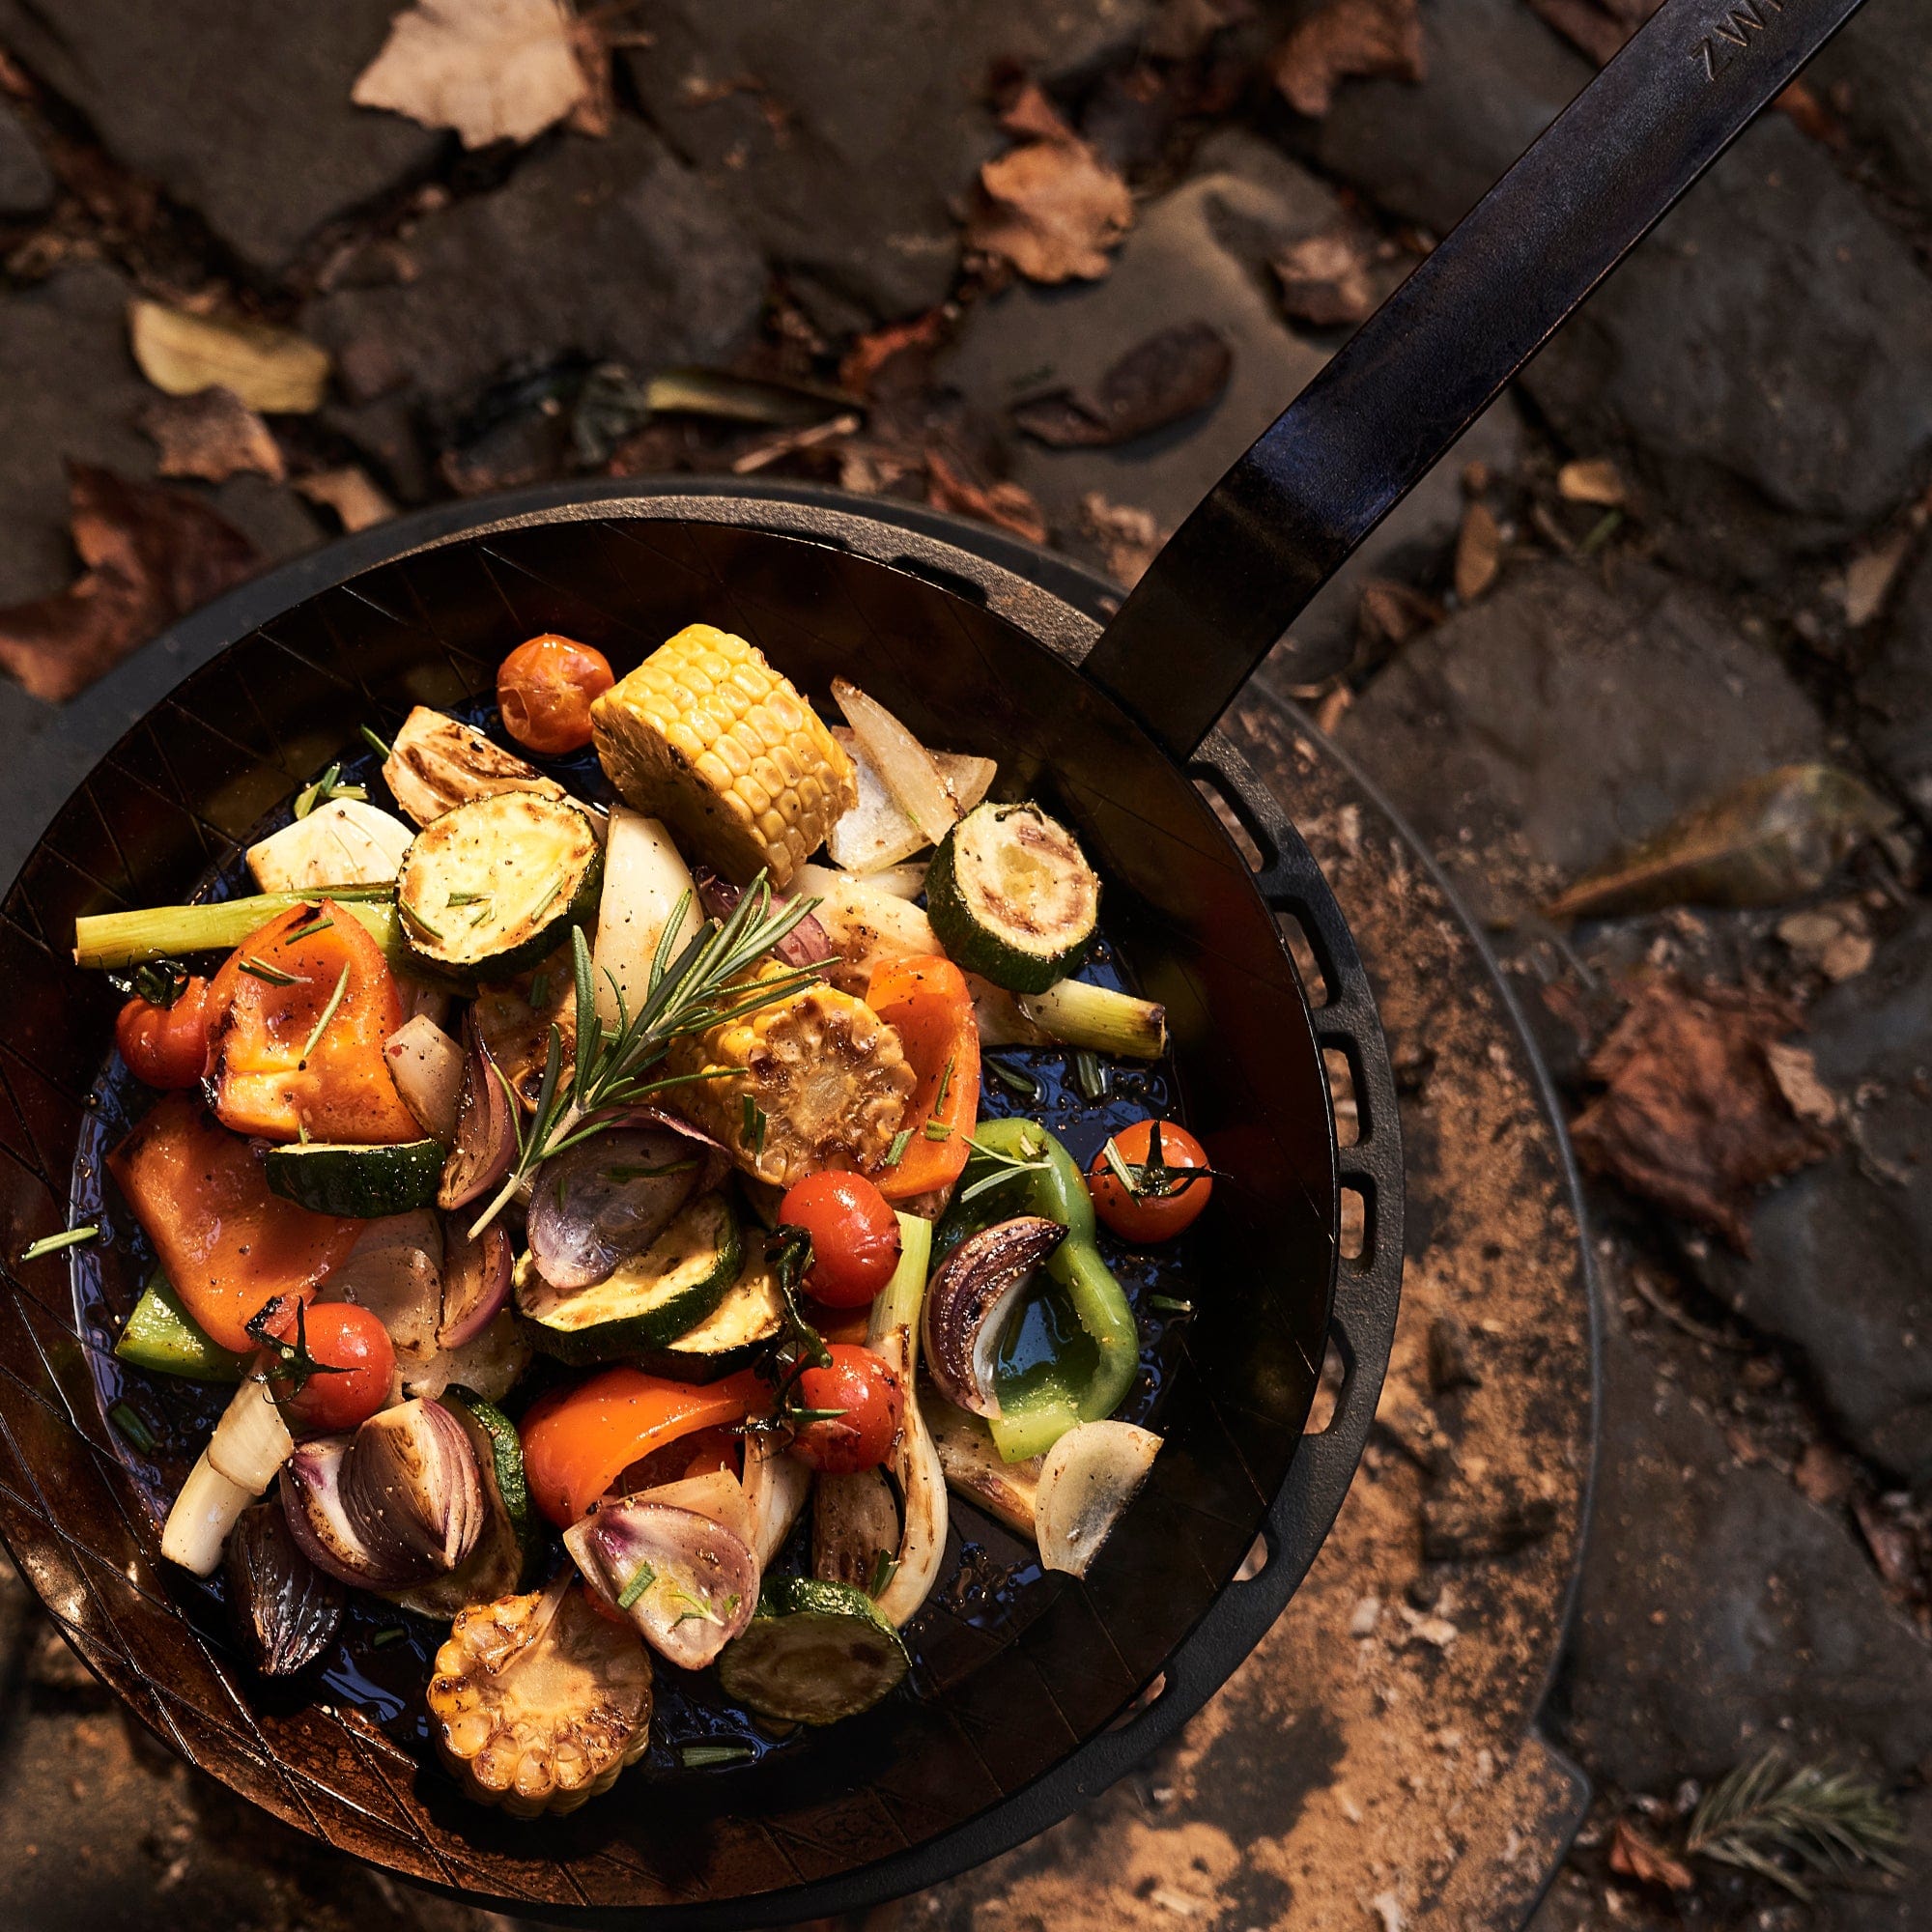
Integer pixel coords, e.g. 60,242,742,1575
20,512,1336,1916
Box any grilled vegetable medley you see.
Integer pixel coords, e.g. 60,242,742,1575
71,621,1209,1813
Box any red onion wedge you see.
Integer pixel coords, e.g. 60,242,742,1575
227,1499,344,1676
438,1018,517,1211
693,867,833,967
281,1435,422,1590
438,1215,513,1348
564,1497,758,1669
526,1125,707,1291
922,1216,1066,1418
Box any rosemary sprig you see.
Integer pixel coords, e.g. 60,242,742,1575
1683,1750,1906,1900
358,724,393,761
240,955,300,986
19,1225,98,1263
743,1224,838,1433
298,963,351,1064
867,1548,899,1599
466,874,820,1236
955,1125,1054,1207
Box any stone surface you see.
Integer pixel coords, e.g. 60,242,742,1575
0,97,53,217
1696,906,1932,1480
1333,559,1825,922
1809,4,1932,208
306,123,765,408
0,0,439,275
941,129,1520,676
1559,1316,1932,1791
623,0,1158,326
1853,533,1932,820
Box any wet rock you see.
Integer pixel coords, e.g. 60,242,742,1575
1808,7,1932,209
940,129,1520,677
0,99,53,218
1560,1318,1932,1791
1333,559,1824,922
0,0,439,275
306,123,765,410
1853,535,1932,821
1695,906,1932,1480
623,0,1160,327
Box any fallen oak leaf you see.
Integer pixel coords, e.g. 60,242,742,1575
1569,976,1835,1253
129,300,331,414
0,465,258,703
966,105,1133,284
138,386,285,484
1273,227,1380,327
924,448,1048,545
353,0,588,149
838,308,950,398
294,466,397,533
1608,1818,1695,1892
1543,764,1898,922
1012,321,1231,448
1270,0,1424,118
1080,493,1164,588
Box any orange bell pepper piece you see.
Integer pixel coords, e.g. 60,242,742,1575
107,1093,362,1351
520,1367,769,1527
205,899,422,1144
867,953,980,1201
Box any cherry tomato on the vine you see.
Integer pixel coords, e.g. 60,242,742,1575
787,1344,902,1473
497,633,615,754
779,1172,901,1307
266,1302,396,1435
114,977,219,1090
1088,1117,1214,1244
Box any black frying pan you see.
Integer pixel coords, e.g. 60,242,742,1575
0,0,1865,1920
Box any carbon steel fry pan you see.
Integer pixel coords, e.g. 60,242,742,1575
0,0,1865,1921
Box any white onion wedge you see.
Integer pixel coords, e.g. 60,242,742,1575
327,1210,443,1371
936,751,997,814
866,1212,948,1626
741,1432,811,1570
245,799,414,894
833,679,958,848
592,810,700,1028
162,1448,256,1577
1035,1421,1161,1577
208,1377,295,1492
828,727,925,872
384,1013,467,1141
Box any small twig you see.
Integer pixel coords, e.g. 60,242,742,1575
1626,1266,1753,1351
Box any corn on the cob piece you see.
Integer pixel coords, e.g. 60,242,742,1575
589,625,855,890
668,966,915,1187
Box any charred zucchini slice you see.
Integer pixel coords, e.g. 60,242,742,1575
516,1193,743,1366
716,1576,909,1724
638,1239,786,1381
925,802,1099,994
396,792,601,976
261,1139,444,1217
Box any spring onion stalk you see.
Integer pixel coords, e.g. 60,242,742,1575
1018,980,1167,1061
160,1450,255,1577
74,889,397,972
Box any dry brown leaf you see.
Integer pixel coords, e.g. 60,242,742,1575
1608,1819,1695,1891
138,386,285,483
838,309,950,397
1839,532,1913,629
1080,493,1164,587
0,465,257,703
295,466,397,533
1558,456,1627,507
1269,0,1424,118
1273,228,1379,327
1453,499,1502,602
999,81,1079,146
1013,321,1231,447
1356,577,1443,652
924,449,1048,545
1570,977,1835,1252
1763,1040,1838,1128
129,300,331,414
1543,764,1898,922
352,0,588,149
967,130,1133,284
1776,903,1876,982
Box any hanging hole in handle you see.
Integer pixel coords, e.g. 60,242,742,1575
1323,1045,1360,1148
1303,1335,1349,1435
1190,767,1276,874
1339,1183,1369,1264
1105,1672,1168,1732
1234,1532,1271,1582
1273,907,1332,1010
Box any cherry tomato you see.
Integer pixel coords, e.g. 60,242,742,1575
114,978,218,1090
787,1345,902,1474
497,633,614,754
268,1302,396,1435
1089,1118,1214,1244
779,1172,901,1307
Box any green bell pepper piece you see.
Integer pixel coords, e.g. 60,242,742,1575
937,1118,1140,1462
114,1272,248,1382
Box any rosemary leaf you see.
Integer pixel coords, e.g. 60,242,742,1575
298,963,351,1064
240,955,300,986
986,1059,1042,1101
680,1743,754,1769
19,1225,98,1263
108,1401,156,1453
617,1559,657,1610
1684,1749,1907,1900
359,724,393,760
883,1128,912,1168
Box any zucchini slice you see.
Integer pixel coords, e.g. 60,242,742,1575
717,1576,910,1725
261,1139,445,1218
395,791,602,976
638,1241,786,1381
517,1192,743,1366
389,1391,529,1619
115,1273,248,1382
925,802,1099,994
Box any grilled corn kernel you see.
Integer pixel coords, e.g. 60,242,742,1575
668,966,916,1187
589,625,856,890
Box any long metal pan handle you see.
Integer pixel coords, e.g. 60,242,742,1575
1080,0,1872,760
